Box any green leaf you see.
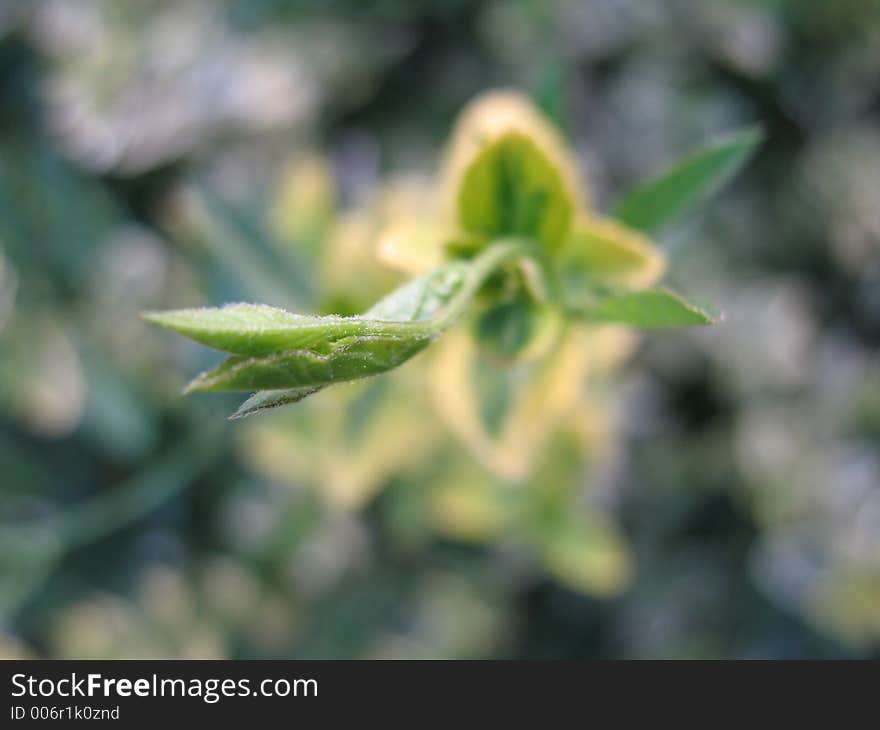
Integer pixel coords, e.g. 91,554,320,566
613,127,763,234
185,334,430,392
143,305,379,357
457,132,574,251
364,261,468,320
473,292,559,362
178,264,470,396
573,288,718,328
475,296,539,360
225,263,472,416
230,387,322,419
560,216,666,291
536,508,632,596
142,262,469,359
144,240,538,414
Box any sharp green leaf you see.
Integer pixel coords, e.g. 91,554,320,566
185,335,430,392
230,386,326,419
223,262,471,413
142,305,422,358
142,262,469,359
613,127,763,234
573,288,718,328
364,261,468,320
143,239,544,414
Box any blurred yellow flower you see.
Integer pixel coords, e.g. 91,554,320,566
269,152,336,250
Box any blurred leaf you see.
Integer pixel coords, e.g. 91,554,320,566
175,186,311,310
614,128,763,234
0,432,216,621
457,132,574,250
532,63,569,132
573,289,718,328
537,509,633,597
429,466,518,543
375,220,450,275
269,153,336,254
59,431,219,549
0,523,63,622
0,144,120,286
443,92,586,243
474,295,560,360
429,329,588,481
78,347,158,461
560,216,666,291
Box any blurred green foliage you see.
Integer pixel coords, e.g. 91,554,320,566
0,0,878,659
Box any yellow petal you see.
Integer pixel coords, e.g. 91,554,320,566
375,220,449,275
237,378,440,509
429,328,589,481
371,174,452,275
429,464,514,542
269,153,335,248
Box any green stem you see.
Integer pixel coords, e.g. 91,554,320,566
428,237,539,333
351,238,542,340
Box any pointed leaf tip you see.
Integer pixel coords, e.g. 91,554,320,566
614,126,763,234
229,386,324,419
573,288,719,329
